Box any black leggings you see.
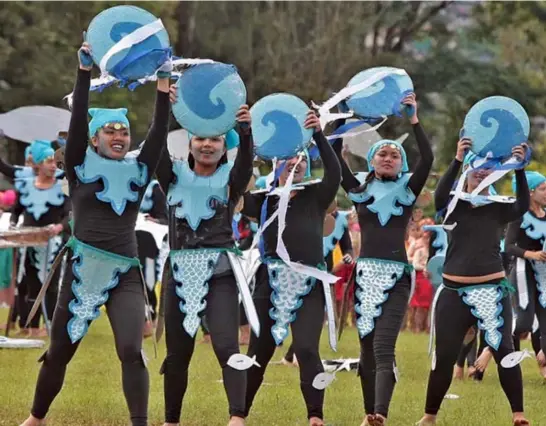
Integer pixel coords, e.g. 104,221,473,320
246,264,325,420
21,249,59,329
358,275,410,418
455,327,478,368
425,285,523,415
161,272,244,422
30,259,148,426
511,263,546,355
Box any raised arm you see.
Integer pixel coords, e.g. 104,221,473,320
0,157,18,179
155,145,174,195
500,168,529,224
407,123,434,195
314,130,341,210
228,106,254,203
331,119,361,193
434,158,462,213
136,78,171,180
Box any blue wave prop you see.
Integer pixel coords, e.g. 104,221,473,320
345,67,413,119
462,96,529,159
86,5,170,81
251,93,313,160
172,63,246,137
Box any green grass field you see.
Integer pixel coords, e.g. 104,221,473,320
1,308,545,426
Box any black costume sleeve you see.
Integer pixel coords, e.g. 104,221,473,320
407,123,434,196
331,120,361,193
314,130,341,210
0,157,17,179
434,158,462,212
242,192,265,222
228,126,253,204
339,228,353,256
65,69,91,183
155,146,174,195
504,219,526,258
60,198,72,233
500,169,529,224
9,197,23,227
149,184,168,224
137,91,170,181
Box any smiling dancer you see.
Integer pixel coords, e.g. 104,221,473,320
417,139,530,426
157,85,254,426
20,40,171,426
243,111,341,426
333,93,433,426
505,170,546,379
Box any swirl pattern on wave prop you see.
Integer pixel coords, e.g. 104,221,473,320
86,5,170,82
172,63,247,137
462,96,530,159
251,93,313,160
345,67,413,119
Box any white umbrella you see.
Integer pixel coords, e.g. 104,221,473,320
167,128,238,161
0,106,71,143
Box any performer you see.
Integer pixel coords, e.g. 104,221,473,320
9,140,70,337
243,111,341,426
137,179,168,337
333,93,433,426
158,85,254,426
417,139,530,426
20,41,171,426
504,170,546,378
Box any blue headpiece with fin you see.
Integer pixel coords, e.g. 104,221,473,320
24,145,32,161
512,171,546,193
30,140,55,164
187,128,240,151
88,108,130,137
255,176,267,189
367,139,409,173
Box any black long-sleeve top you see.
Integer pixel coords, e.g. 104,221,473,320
242,131,341,266
65,69,170,258
435,158,529,277
333,122,433,263
156,125,253,250
325,212,353,271
9,187,70,231
141,182,168,224
504,212,546,259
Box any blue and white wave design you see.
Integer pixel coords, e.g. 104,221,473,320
172,63,246,137
345,67,413,119
462,96,530,159
87,5,170,81
251,93,313,160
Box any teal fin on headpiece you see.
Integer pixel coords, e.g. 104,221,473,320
367,139,408,173
74,147,148,216
187,128,240,151
140,179,159,213
167,160,232,230
88,108,130,137
30,140,55,164
348,174,415,226
19,179,65,221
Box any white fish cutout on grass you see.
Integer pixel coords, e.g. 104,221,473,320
444,394,460,400
312,372,336,390
393,362,400,383
227,354,261,371
0,336,45,349
501,349,534,369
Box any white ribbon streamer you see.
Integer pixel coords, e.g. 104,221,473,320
470,156,520,197
325,116,388,141
99,19,165,75
516,258,529,309
315,68,408,129
428,284,444,356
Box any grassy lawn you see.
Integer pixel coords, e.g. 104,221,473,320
1,307,545,426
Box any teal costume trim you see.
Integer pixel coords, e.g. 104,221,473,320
455,283,508,351
30,140,55,163
348,174,415,226
188,128,240,151
66,237,140,343
169,248,227,337
520,211,546,244
167,160,232,231
323,212,349,258
19,179,65,221
367,140,409,172
140,179,159,213
354,258,407,338
88,107,130,137
31,236,63,284
74,147,148,216
530,261,546,308
266,258,318,345
512,170,546,193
